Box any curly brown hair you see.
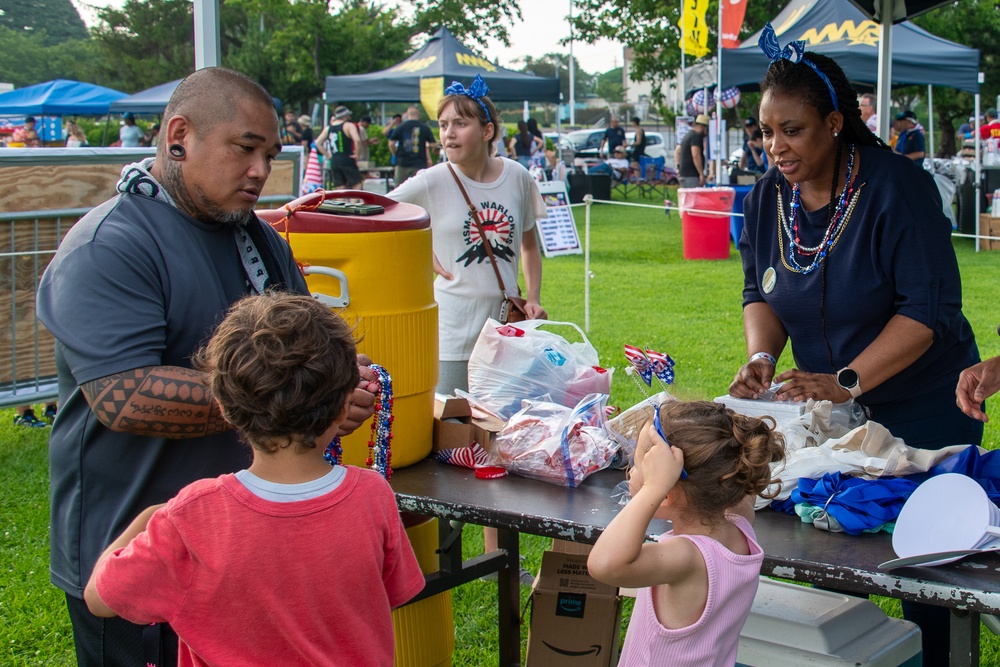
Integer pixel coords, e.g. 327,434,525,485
193,291,360,453
655,401,785,522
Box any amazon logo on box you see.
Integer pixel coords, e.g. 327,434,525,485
526,551,622,666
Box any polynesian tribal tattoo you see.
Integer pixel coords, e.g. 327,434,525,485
161,159,202,222
81,366,229,438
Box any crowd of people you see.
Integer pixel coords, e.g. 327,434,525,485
11,35,1000,666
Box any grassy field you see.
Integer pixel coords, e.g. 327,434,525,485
4,188,1000,665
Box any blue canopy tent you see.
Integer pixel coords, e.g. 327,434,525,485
108,79,183,115
0,79,127,116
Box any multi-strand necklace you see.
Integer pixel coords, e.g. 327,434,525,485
324,363,394,480
777,143,864,275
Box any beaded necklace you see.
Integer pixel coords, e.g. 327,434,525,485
777,143,863,275
324,363,394,480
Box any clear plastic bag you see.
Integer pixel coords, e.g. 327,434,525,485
468,319,613,420
488,393,617,487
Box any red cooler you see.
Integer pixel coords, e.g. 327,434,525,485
678,187,736,260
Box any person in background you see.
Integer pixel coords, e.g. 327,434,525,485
14,403,57,427
316,105,363,190
740,129,767,175
65,121,88,148
599,115,626,158
893,110,925,163
588,145,631,182
859,93,878,135
526,117,546,169
588,401,784,667
36,67,378,667
12,116,41,147
979,108,1000,141
280,109,302,146
957,115,975,139
119,112,144,148
494,110,508,158
146,123,160,148
84,292,423,666
630,117,647,161
387,76,547,584
392,105,437,186
297,115,313,153
509,120,540,169
383,113,403,166
675,114,709,188
738,118,763,173
356,115,380,166
730,26,981,665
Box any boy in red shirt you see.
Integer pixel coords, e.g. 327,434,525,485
85,292,424,667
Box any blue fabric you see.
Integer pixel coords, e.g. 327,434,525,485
791,473,918,535
903,445,1000,501
740,143,980,409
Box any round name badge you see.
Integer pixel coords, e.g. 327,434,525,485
762,267,777,294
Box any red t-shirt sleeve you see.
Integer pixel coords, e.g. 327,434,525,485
93,504,193,625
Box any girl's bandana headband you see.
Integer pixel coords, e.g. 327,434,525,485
445,74,492,122
758,22,839,111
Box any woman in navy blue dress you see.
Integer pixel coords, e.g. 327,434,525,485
728,26,981,666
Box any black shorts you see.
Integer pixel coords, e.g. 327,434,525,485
328,160,362,187
65,593,179,666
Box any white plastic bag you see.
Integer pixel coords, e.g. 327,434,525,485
467,319,613,420
489,393,617,487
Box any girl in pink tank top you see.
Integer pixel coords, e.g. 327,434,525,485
588,401,786,667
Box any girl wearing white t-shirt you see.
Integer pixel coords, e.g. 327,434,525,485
388,76,547,395
588,401,785,667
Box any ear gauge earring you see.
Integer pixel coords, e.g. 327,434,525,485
168,144,186,159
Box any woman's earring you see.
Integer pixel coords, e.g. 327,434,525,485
168,144,186,159
833,132,839,138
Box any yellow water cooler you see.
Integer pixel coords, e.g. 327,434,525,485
259,190,452,666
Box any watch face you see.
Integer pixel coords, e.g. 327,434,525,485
838,368,859,388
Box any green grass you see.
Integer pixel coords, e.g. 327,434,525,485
5,189,1000,664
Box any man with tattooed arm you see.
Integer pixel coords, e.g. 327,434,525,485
36,68,378,667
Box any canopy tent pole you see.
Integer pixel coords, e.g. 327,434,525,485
714,0,723,184
569,0,576,127
975,93,981,252
875,0,893,140
927,85,934,162
679,0,686,116
193,0,221,69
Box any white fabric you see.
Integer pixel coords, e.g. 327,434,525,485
756,400,976,508
388,160,546,361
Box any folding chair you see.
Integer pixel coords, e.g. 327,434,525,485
637,156,668,200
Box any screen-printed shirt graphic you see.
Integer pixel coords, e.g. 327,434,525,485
457,200,516,266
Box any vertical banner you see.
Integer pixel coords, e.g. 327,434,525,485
720,0,748,48
419,77,444,121
679,0,710,58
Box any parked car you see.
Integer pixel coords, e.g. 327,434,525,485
565,129,605,160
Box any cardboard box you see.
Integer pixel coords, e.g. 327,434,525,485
526,551,622,667
432,397,504,452
980,214,1000,250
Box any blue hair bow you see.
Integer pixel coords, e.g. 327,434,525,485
445,74,492,122
758,22,838,111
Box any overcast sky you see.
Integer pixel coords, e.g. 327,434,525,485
71,0,623,76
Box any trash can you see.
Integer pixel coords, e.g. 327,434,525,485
678,187,736,260
568,172,612,203
730,184,755,245
257,190,437,469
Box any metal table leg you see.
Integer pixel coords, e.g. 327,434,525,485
951,609,980,667
496,528,521,667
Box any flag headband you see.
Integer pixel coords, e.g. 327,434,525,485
445,74,492,123
758,23,838,111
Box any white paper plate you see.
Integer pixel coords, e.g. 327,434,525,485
893,473,999,566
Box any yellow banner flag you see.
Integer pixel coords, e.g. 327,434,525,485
679,0,711,58
419,77,444,121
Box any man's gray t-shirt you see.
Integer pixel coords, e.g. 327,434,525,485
36,193,308,595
